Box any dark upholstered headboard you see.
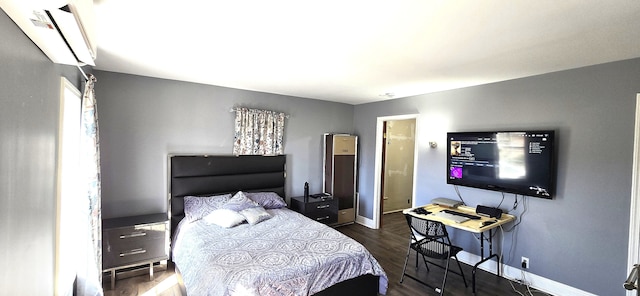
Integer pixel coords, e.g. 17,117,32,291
168,154,286,243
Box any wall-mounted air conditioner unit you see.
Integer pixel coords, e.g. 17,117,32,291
0,0,97,66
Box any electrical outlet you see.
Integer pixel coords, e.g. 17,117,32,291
521,257,529,269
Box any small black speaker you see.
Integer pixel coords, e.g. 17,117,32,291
476,205,503,219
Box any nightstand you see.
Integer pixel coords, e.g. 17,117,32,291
102,213,169,290
290,195,338,225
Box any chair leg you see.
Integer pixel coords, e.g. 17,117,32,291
437,257,451,296
412,244,430,272
453,255,468,287
419,252,430,272
400,244,412,283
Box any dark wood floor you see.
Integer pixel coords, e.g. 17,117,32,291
337,212,538,296
104,212,538,295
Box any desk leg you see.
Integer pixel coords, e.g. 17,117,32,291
472,262,477,294
473,254,500,294
472,229,501,295
489,229,493,263
480,232,485,258
472,232,485,295
487,229,500,276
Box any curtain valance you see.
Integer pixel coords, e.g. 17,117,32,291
233,107,286,155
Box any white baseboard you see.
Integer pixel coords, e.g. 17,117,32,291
457,251,596,296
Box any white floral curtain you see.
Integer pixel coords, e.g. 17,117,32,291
77,74,103,296
233,107,286,155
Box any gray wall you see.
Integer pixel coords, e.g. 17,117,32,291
354,59,640,295
97,59,640,294
0,9,85,296
95,71,354,218
4,2,638,293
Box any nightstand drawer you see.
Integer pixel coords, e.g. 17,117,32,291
306,211,338,223
290,196,338,225
103,237,167,268
305,200,337,214
103,223,165,244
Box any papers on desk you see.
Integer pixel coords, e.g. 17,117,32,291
432,211,470,223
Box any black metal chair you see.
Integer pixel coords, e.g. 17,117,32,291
400,213,467,295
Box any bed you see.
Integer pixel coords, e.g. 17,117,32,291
168,154,388,295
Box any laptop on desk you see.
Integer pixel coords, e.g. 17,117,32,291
431,197,463,208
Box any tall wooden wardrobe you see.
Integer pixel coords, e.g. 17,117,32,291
323,134,357,225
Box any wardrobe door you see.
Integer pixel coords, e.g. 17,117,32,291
324,134,357,225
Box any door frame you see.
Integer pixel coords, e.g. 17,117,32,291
627,93,640,295
55,77,82,296
373,114,419,229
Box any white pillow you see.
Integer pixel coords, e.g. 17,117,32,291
203,209,246,228
239,206,272,225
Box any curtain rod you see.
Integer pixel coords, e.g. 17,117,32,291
76,64,88,81
230,107,290,118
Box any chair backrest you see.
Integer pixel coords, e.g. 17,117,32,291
405,213,450,242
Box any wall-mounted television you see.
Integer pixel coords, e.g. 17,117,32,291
446,130,556,199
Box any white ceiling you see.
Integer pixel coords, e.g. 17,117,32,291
93,0,640,105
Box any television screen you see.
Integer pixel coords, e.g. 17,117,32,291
446,130,556,199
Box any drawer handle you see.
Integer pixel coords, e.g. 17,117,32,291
316,216,330,221
120,248,146,257
120,232,146,239
316,205,330,209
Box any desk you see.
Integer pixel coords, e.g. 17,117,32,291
403,204,515,294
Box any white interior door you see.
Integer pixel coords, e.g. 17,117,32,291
627,93,640,295
373,114,419,229
382,119,416,213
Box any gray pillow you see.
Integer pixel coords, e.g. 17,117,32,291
245,192,287,209
239,206,272,225
184,194,232,222
222,191,259,211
